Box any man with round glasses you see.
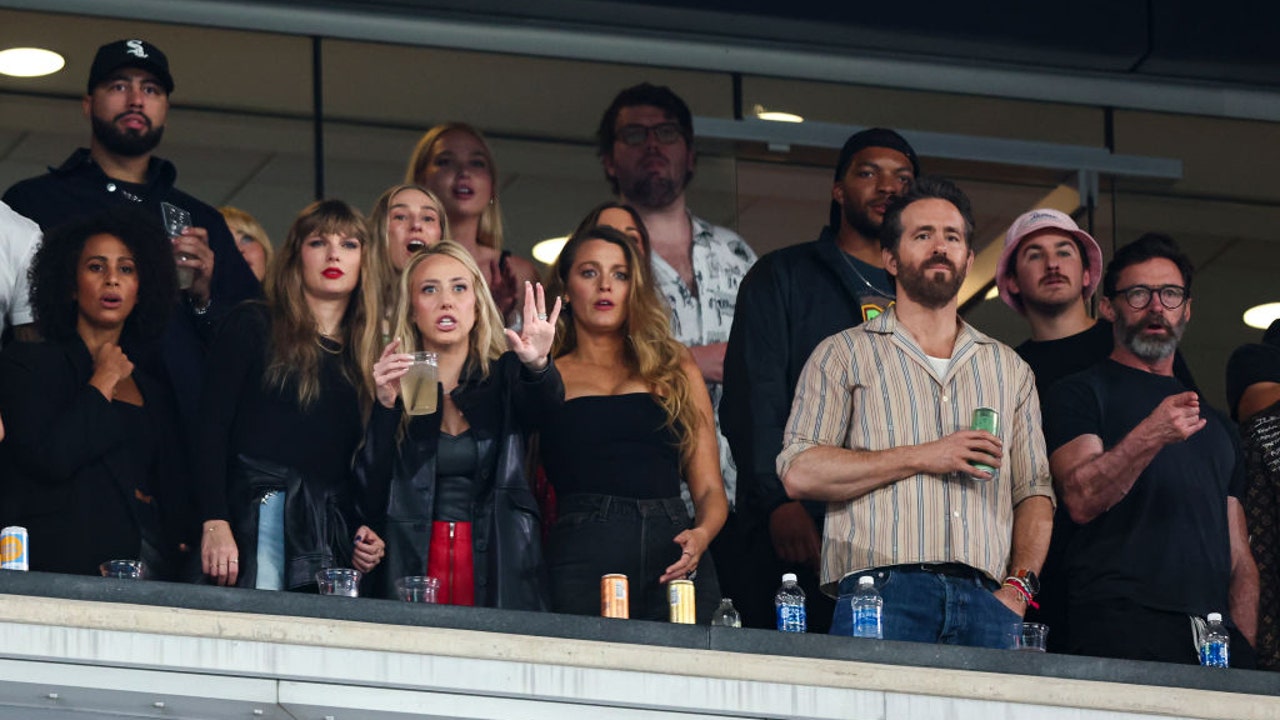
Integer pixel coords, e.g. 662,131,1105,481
1043,233,1258,666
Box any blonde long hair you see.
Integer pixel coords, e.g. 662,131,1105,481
391,241,506,382
405,122,506,251
219,205,273,265
263,199,385,413
547,226,700,463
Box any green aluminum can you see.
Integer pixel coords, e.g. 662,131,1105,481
970,407,1000,478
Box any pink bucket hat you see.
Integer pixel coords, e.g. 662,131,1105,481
996,208,1103,314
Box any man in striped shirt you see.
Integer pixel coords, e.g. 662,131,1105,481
778,177,1055,647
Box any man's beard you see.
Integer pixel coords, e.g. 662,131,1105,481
622,172,684,210
1119,310,1186,362
896,255,966,309
843,200,881,241
92,114,164,157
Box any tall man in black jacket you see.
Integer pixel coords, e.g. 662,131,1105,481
3,39,259,441
720,128,918,629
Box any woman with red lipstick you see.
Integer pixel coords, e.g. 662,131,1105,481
0,209,195,577
541,225,728,622
356,241,561,607
406,123,539,321
195,199,388,591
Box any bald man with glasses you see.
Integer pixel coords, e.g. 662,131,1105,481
1044,233,1259,666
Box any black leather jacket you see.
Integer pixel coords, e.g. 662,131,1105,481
355,352,560,608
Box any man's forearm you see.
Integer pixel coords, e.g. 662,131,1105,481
781,444,923,502
1006,495,1054,575
1057,422,1165,524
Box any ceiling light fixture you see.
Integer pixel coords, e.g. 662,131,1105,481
752,104,804,124
0,47,65,78
532,236,568,266
1243,302,1280,330
984,286,999,301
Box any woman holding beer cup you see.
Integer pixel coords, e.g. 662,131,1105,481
356,241,561,607
0,209,193,577
540,225,726,622
196,199,387,590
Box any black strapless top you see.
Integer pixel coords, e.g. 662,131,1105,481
541,393,682,499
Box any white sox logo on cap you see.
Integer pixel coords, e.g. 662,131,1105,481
125,40,148,58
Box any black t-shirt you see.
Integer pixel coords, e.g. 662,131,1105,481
1044,359,1242,616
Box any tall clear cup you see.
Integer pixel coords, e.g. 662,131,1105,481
402,351,439,416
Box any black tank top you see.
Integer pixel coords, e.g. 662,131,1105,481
541,393,682,499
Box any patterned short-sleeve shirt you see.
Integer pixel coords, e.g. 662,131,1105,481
651,212,757,508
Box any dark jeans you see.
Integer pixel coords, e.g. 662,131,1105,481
1068,597,1257,668
831,564,1021,649
548,493,720,623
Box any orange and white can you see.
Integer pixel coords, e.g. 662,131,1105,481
601,573,629,618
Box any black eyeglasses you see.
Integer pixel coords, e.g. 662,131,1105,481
1112,284,1189,310
615,123,684,147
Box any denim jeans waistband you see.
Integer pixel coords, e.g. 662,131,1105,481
556,493,688,522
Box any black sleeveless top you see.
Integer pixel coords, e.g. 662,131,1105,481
541,393,682,499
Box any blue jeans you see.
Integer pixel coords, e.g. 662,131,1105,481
548,494,720,623
830,564,1020,649
255,490,286,591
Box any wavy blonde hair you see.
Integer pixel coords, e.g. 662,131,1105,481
391,241,506,383
263,199,385,413
405,122,505,251
547,225,700,463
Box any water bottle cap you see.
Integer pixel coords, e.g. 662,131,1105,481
1207,612,1222,622
858,575,874,586
781,573,798,583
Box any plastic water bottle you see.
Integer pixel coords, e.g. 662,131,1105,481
1199,612,1230,668
775,573,807,633
850,575,883,639
711,598,742,627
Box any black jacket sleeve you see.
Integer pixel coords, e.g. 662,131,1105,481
720,256,795,522
0,341,127,483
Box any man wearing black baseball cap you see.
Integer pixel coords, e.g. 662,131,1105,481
3,38,258,443
720,128,918,630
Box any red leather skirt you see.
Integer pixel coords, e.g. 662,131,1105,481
427,520,474,606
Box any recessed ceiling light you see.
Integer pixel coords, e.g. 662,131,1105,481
0,47,65,78
752,104,804,123
1243,302,1280,330
532,236,568,266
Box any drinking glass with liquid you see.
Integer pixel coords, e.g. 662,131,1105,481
402,351,439,415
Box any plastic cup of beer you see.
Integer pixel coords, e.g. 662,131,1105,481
99,559,147,580
316,568,361,597
402,351,439,416
395,575,439,603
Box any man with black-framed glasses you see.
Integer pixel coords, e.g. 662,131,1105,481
1043,233,1259,666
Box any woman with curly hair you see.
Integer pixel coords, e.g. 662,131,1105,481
540,225,727,622
195,199,387,591
0,208,195,577
406,123,539,320
356,242,561,607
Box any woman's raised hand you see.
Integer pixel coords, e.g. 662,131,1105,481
505,281,561,370
373,338,415,409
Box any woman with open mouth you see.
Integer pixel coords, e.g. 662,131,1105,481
540,225,728,622
0,209,193,578
195,199,388,592
368,183,450,335
355,241,561,608
406,123,540,323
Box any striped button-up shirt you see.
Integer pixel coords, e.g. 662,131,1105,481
777,307,1054,593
